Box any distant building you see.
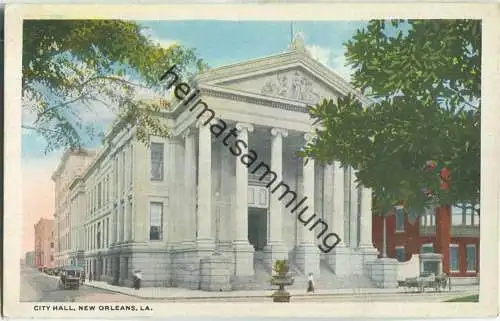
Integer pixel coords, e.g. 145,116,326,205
51,148,96,267
25,251,35,267
372,203,479,279
34,218,55,269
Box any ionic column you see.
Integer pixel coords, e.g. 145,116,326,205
269,128,288,243
359,186,374,248
196,121,214,247
349,167,359,248
233,122,255,277
295,133,320,276
234,122,253,243
183,128,196,245
332,161,345,247
264,128,289,268
322,162,334,239
301,155,315,244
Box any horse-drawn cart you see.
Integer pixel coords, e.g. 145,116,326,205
401,272,451,292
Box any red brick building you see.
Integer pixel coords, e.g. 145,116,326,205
34,218,55,269
372,203,479,277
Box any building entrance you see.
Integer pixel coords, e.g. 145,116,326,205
248,207,268,251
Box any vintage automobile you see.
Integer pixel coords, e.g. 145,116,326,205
58,266,83,290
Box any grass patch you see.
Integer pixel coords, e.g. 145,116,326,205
446,294,478,302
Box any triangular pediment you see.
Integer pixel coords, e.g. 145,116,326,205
196,50,371,106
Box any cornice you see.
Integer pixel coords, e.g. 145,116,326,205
200,87,309,114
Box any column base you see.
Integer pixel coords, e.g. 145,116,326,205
368,257,399,288
325,244,352,277
263,241,288,272
233,241,255,277
196,239,216,252
295,242,320,276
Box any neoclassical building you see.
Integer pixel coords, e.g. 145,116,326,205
57,37,384,290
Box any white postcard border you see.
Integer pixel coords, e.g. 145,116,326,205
3,3,499,318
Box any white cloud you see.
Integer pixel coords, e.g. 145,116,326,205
329,52,354,83
139,27,178,49
306,44,332,67
306,43,354,83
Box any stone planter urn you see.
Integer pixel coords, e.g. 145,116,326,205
270,259,294,303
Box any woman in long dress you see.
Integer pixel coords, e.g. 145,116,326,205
307,273,315,293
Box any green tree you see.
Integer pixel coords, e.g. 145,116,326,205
300,20,480,218
22,20,208,152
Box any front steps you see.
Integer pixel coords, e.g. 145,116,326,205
234,252,377,291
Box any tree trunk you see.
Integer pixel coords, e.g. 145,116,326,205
435,205,451,274
382,215,387,258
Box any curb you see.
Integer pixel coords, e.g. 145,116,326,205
81,282,476,301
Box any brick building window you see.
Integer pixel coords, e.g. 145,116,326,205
449,244,459,272
466,244,476,272
395,246,405,262
395,206,405,232
420,243,434,254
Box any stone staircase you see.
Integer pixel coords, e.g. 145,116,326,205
233,252,377,291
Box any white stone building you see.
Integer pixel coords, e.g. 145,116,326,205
52,149,96,267
60,38,385,290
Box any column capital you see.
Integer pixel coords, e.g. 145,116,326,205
196,117,220,129
182,127,195,139
236,122,254,133
304,132,315,142
270,128,288,138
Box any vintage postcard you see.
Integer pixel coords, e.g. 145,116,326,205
3,2,499,319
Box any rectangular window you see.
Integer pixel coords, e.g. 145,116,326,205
149,202,163,240
97,222,101,249
449,244,459,272
451,204,464,226
150,143,164,181
395,206,405,232
50,242,54,249
106,217,110,247
98,182,102,208
466,244,476,272
114,158,118,196
130,145,134,186
420,243,434,254
122,150,126,190
395,246,405,262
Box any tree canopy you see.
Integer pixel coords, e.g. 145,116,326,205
22,20,208,152
300,20,480,217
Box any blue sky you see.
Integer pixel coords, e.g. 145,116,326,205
21,20,368,163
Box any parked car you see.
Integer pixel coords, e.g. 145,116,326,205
58,266,83,290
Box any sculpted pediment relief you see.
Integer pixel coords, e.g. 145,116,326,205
260,71,322,104
214,68,338,105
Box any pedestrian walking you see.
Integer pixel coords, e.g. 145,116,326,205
88,272,92,282
133,270,142,290
307,272,315,293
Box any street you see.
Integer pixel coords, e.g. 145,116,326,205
20,265,476,303
20,265,143,302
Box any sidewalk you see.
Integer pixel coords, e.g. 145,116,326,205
82,280,478,300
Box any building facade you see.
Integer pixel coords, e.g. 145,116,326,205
58,38,382,289
25,251,35,267
34,218,55,269
372,203,479,278
52,149,96,267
